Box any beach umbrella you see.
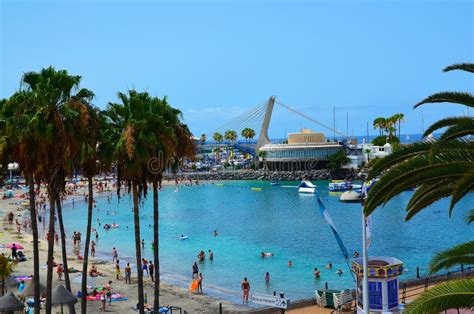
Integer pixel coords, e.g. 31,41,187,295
0,291,24,312
51,285,77,314
5,244,24,250
21,279,46,297
3,276,18,290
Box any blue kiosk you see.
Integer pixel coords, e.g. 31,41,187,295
352,256,404,313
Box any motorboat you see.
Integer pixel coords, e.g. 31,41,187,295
328,180,362,192
298,180,316,194
270,182,280,186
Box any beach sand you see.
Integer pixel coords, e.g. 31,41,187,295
0,185,247,313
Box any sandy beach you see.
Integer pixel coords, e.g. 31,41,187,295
0,183,247,313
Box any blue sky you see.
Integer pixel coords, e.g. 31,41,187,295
1,0,472,139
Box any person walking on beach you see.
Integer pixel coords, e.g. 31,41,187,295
192,262,199,278
197,272,204,294
91,241,96,258
149,261,154,282
105,280,113,305
99,289,106,311
141,258,149,276
57,264,64,281
241,277,250,304
10,243,17,261
125,263,131,284
115,261,121,280
112,247,118,264
72,232,77,245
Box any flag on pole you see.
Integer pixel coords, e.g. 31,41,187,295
317,196,349,260
361,180,377,249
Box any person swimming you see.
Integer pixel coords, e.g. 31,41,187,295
336,268,343,275
261,252,274,258
288,260,293,267
314,268,321,279
326,263,333,269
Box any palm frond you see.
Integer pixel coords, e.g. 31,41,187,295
450,167,474,213
467,210,474,224
429,241,474,274
406,183,454,221
423,116,473,138
404,278,474,314
444,63,474,73
414,92,474,109
367,142,435,179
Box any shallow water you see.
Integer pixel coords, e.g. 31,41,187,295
61,180,472,303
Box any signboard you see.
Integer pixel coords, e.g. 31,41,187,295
251,293,290,309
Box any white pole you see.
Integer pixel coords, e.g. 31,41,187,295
362,210,370,313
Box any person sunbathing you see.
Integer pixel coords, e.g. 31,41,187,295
89,265,102,277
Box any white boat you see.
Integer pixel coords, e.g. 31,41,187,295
298,180,316,194
328,181,362,192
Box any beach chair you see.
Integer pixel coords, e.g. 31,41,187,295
315,289,327,308
332,289,354,313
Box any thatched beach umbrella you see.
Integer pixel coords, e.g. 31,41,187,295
0,291,24,312
21,279,46,297
51,285,77,314
4,276,18,290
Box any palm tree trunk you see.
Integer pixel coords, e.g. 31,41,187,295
132,182,145,314
152,180,160,311
56,198,76,314
81,176,94,314
28,177,41,314
45,192,56,314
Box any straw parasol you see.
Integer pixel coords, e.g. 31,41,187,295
0,291,24,312
21,279,46,296
51,285,77,314
4,275,19,290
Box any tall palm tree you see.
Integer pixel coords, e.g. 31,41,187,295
104,90,157,314
2,91,43,313
365,63,474,313
22,67,93,313
373,117,387,136
67,100,101,314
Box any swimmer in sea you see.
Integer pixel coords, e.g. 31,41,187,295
261,252,274,258
213,230,218,237
326,263,333,269
336,269,343,275
288,260,293,267
264,272,270,283
314,268,320,279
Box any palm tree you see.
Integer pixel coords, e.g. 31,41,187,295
7,67,92,313
224,130,237,143
104,90,157,314
373,117,387,136
365,63,474,313
0,255,13,296
390,113,405,139
2,92,43,313
213,132,223,144
67,101,101,314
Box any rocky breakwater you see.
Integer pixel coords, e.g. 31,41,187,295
164,169,369,181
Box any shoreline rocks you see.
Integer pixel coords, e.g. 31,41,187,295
164,168,369,182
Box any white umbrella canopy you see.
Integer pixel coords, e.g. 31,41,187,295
0,291,24,311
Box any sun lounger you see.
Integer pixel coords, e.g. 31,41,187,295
332,289,354,313
315,289,327,307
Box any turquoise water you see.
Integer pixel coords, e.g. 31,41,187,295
61,180,472,303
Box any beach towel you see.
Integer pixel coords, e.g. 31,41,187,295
14,275,32,281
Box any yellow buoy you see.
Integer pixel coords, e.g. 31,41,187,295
251,187,262,191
